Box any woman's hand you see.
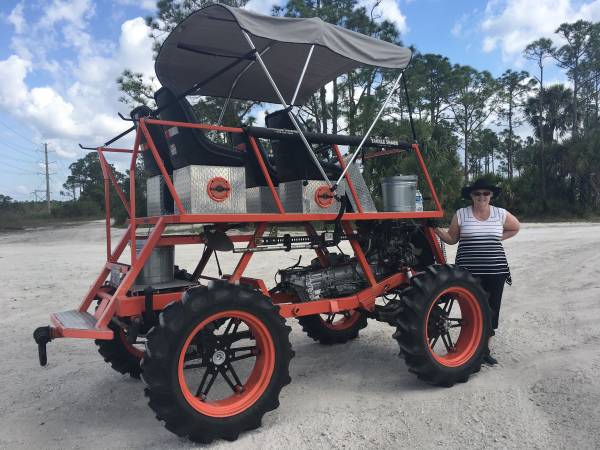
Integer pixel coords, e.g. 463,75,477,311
434,214,460,245
502,212,520,241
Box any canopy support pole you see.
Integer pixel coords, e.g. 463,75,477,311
242,31,332,187
290,45,314,105
218,45,272,126
402,74,417,143
333,70,404,190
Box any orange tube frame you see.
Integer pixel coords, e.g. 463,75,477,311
59,117,446,340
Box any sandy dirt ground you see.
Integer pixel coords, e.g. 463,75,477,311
1,220,599,449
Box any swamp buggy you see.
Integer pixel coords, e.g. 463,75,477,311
34,4,492,443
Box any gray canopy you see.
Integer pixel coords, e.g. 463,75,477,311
155,4,412,105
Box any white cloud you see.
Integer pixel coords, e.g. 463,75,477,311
452,10,479,39
0,13,155,159
118,17,156,78
41,0,95,28
481,0,600,61
0,55,31,109
7,2,25,33
245,0,280,15
357,0,408,33
115,0,157,12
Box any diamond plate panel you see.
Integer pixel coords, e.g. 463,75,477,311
173,165,246,214
340,158,377,212
246,186,280,213
53,310,97,329
279,180,340,214
146,175,170,216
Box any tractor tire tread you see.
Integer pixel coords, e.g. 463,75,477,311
394,264,491,387
141,283,294,443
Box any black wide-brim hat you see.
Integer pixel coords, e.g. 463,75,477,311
461,178,501,200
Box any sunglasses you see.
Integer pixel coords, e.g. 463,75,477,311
472,191,492,197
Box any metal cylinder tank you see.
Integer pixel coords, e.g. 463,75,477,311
381,175,418,212
134,239,175,286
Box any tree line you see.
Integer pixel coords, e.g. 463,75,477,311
131,0,600,218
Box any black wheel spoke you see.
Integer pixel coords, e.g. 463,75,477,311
445,332,454,351
223,330,252,344
223,318,235,336
219,366,238,392
440,333,451,353
230,345,258,362
231,345,257,352
230,351,255,362
184,361,207,370
429,335,440,350
449,323,462,328
447,317,463,322
231,319,241,335
326,313,336,324
226,364,243,387
195,367,217,398
443,297,455,314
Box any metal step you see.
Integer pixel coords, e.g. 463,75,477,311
50,310,113,340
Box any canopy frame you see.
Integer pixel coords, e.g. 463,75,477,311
241,29,406,191
335,71,404,189
217,45,273,126
242,30,332,186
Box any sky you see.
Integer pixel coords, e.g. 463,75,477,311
1,0,599,201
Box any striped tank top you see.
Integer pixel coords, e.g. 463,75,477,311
455,206,510,278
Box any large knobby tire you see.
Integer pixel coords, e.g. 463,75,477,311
141,283,294,443
95,321,144,379
394,265,491,387
298,310,367,345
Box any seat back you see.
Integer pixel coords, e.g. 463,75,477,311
154,87,245,170
265,109,341,182
130,105,174,215
130,105,173,177
231,132,279,188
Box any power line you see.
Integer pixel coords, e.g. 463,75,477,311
3,167,37,176
44,143,51,213
0,142,39,160
0,138,36,152
0,119,41,146
0,153,39,166
3,161,39,174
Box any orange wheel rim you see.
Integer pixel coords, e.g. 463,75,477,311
425,287,483,367
319,310,361,331
177,310,275,418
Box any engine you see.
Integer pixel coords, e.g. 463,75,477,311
277,221,422,301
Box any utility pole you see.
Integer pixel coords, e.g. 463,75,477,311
32,189,45,203
44,142,51,214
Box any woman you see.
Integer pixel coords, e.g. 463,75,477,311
434,178,520,366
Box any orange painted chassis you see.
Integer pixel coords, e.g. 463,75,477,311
49,118,446,341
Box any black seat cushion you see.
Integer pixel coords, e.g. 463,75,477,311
154,87,245,170
130,105,173,177
130,105,174,214
265,109,341,182
231,132,279,188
